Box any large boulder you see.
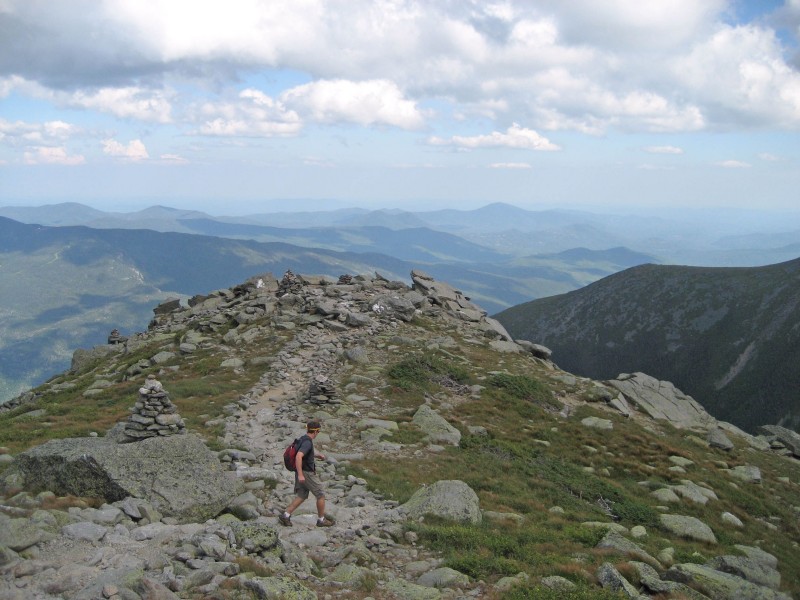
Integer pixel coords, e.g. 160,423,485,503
707,427,735,451
606,373,715,429
412,405,461,445
402,480,481,524
659,514,717,544
13,434,243,523
370,293,417,322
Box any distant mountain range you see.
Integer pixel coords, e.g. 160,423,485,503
4,201,800,265
495,258,800,433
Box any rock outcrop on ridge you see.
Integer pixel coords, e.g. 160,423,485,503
0,270,798,599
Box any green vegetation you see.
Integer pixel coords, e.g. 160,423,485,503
386,352,470,391
487,372,562,410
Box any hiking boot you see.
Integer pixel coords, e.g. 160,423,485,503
316,516,335,527
278,514,292,527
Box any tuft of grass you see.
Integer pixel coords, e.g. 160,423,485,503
487,373,553,405
386,352,470,392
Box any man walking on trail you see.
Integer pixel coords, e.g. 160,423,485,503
279,420,335,527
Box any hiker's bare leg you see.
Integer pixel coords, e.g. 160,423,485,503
285,496,304,516
316,495,326,519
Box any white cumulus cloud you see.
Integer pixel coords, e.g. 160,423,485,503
0,118,80,145
23,146,85,165
429,123,560,151
69,87,173,123
674,24,800,128
194,89,302,137
102,138,150,161
281,79,425,129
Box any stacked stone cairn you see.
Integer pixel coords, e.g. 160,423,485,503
107,328,127,345
277,269,303,295
308,373,338,405
337,273,353,285
122,375,186,441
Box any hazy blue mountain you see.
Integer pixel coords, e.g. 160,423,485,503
6,201,800,267
495,258,800,433
345,209,429,229
539,247,656,267
229,207,370,228
0,202,108,226
177,219,508,263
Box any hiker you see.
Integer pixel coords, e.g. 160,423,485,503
279,419,335,527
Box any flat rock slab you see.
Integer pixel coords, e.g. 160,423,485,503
707,555,781,590
595,530,660,565
666,563,792,600
607,372,714,429
758,425,800,457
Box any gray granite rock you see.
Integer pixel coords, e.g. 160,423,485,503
402,480,481,524
412,405,461,445
660,514,717,544
606,372,714,429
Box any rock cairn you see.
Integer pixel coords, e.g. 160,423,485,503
277,269,302,295
308,373,338,405
337,273,353,285
122,375,186,441
107,328,127,344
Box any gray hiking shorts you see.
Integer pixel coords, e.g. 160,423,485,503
295,470,325,500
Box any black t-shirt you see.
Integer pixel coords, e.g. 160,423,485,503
295,434,315,472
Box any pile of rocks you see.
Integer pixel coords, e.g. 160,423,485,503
307,373,338,405
122,375,186,441
277,269,302,296
337,273,353,285
107,328,127,345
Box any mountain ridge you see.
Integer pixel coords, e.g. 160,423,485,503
495,257,800,433
0,269,798,599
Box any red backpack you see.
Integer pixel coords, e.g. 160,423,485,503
283,438,300,471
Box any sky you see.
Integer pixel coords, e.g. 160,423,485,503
1,0,799,215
